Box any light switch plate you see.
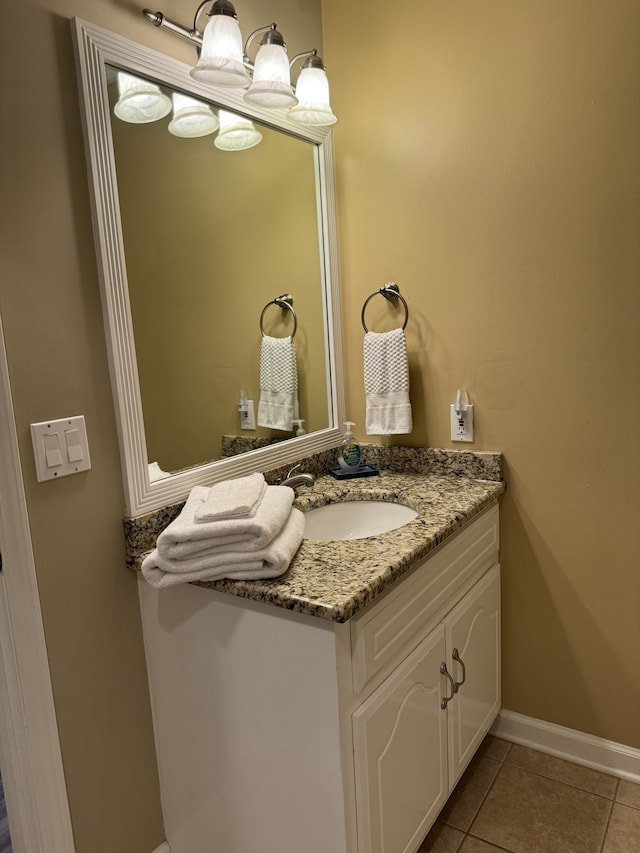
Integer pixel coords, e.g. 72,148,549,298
30,416,92,482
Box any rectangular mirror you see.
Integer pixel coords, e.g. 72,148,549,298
72,18,344,517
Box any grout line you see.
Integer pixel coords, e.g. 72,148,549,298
464,755,506,838
597,781,618,853
465,831,514,852
502,752,619,801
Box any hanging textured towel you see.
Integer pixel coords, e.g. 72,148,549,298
257,334,299,431
363,327,413,435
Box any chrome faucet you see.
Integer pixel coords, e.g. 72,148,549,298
281,464,315,491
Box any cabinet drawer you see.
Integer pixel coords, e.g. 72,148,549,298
351,505,499,695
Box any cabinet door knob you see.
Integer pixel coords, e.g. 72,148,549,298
440,662,456,709
452,648,466,692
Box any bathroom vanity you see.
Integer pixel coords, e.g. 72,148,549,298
135,463,503,853
73,23,504,852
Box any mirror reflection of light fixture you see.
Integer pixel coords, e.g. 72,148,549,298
142,1,337,126
214,109,262,151
168,92,219,137
114,71,172,123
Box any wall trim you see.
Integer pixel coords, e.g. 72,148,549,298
491,709,640,783
0,313,76,850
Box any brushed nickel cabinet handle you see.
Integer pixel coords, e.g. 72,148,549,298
452,648,466,692
440,662,456,709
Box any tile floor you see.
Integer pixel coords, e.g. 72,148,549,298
418,736,640,853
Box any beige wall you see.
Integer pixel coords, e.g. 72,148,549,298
0,1,323,851
322,0,640,746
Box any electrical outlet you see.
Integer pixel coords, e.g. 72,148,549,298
241,400,256,430
450,404,474,442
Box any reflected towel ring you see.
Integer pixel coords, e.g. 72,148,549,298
260,294,297,339
361,283,409,333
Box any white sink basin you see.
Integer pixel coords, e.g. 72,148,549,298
303,500,418,541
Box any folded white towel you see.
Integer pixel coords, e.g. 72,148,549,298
141,507,305,588
156,484,294,561
257,335,299,431
363,328,413,435
194,472,266,522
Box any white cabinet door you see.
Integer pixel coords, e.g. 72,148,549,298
445,563,501,787
352,625,449,853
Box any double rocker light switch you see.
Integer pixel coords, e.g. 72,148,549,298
30,415,92,482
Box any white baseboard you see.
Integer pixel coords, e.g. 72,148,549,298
151,843,170,853
491,709,640,784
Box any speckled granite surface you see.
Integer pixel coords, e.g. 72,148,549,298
125,447,504,623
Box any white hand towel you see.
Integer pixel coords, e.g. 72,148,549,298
141,507,305,588
194,472,267,522
363,328,413,435
257,335,299,431
156,484,294,562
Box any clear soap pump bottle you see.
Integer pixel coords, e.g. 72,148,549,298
338,421,363,473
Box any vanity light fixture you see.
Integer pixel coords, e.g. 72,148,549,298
242,24,295,108
114,71,172,123
168,92,219,137
142,1,337,126
287,53,337,127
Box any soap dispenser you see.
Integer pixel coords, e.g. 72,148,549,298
338,422,362,473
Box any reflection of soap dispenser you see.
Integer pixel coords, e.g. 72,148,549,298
293,419,306,436
338,422,362,473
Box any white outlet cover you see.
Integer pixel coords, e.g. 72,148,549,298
241,400,256,431
450,404,474,443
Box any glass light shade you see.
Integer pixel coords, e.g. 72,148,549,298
243,43,297,108
113,72,172,124
190,14,251,87
288,67,337,126
168,93,219,137
214,110,262,151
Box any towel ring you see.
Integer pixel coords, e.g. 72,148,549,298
361,283,409,333
260,294,297,339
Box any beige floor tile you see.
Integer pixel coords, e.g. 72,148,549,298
417,821,465,852
461,838,509,852
505,743,617,798
470,763,612,853
617,779,640,810
476,735,512,762
439,755,501,832
602,802,640,853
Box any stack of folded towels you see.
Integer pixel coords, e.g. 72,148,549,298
141,472,305,589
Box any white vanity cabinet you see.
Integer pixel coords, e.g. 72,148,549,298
138,504,500,853
352,563,501,853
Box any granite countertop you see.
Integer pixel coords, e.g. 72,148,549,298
191,470,504,623
125,447,505,623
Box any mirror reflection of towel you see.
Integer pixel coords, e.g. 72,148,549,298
364,328,413,435
257,335,299,431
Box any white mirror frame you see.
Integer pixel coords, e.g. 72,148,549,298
71,18,345,518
